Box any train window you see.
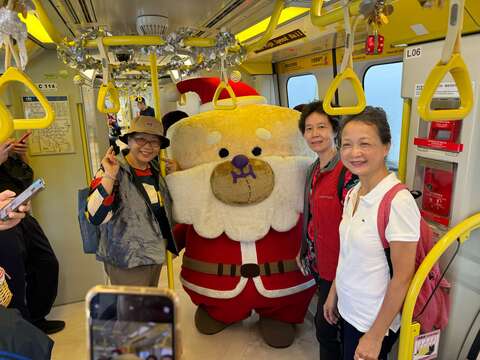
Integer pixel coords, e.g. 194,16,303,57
287,74,318,108
364,62,403,170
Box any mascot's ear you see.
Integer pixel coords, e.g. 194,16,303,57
164,83,200,115
177,92,201,115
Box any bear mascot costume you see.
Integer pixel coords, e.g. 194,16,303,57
166,77,316,348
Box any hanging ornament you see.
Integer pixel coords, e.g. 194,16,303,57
365,23,384,55
365,31,384,55
0,7,28,69
230,70,242,83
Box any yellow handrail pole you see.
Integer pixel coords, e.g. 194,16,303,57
150,52,174,290
150,53,161,117
31,0,64,43
81,36,216,49
77,103,93,185
398,212,480,360
245,0,284,53
417,0,473,121
398,98,412,183
183,38,216,48
311,0,362,28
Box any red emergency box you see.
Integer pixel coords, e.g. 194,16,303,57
421,166,454,226
414,120,463,152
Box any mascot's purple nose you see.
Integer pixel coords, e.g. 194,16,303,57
231,154,249,169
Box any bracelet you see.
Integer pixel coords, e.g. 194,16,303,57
103,172,116,181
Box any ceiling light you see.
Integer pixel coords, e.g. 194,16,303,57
18,11,54,44
236,7,309,44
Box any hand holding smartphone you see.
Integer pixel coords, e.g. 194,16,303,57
18,131,32,144
86,285,180,360
0,179,45,221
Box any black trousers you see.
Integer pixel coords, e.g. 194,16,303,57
0,215,59,322
342,319,399,360
315,278,342,360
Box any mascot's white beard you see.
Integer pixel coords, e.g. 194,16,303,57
165,156,312,242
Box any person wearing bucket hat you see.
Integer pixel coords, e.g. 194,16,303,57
136,96,155,117
86,115,179,286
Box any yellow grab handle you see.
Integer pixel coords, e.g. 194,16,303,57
323,67,366,116
0,67,55,130
417,53,473,121
0,102,14,143
97,81,120,114
213,81,237,110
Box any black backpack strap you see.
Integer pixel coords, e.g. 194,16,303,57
129,165,152,205
468,325,480,359
337,166,347,202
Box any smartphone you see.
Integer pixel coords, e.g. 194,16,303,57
17,131,32,144
86,285,180,360
0,178,45,221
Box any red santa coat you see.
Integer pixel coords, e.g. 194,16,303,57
174,219,316,324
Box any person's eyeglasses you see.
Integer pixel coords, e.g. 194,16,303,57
133,136,161,148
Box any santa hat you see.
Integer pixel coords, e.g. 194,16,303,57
174,77,266,114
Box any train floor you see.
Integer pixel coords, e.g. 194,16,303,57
48,257,319,359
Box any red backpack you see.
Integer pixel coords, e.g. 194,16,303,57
377,183,451,333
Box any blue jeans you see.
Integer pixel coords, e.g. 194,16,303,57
342,319,399,360
315,278,341,359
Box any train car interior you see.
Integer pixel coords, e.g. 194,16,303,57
0,0,479,359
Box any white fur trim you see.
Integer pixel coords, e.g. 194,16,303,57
207,131,222,145
256,128,272,141
241,242,258,264
180,276,248,299
199,95,266,112
241,242,316,298
166,156,312,242
181,243,315,299
253,277,316,298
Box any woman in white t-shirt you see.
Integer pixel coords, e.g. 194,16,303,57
323,107,420,360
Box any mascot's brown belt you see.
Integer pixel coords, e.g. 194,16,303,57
183,256,300,278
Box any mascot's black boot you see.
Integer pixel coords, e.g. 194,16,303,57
194,306,229,335
259,317,296,348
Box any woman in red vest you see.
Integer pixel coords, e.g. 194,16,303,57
297,101,356,359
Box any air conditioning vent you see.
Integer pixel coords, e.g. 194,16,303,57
284,61,299,68
136,15,168,36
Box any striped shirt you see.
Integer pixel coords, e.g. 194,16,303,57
87,167,164,226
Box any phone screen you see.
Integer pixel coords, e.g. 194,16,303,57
89,293,174,360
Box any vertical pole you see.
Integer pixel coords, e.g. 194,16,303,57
77,102,93,185
149,52,175,290
150,52,161,117
398,98,411,183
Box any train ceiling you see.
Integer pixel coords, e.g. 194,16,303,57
4,0,480,70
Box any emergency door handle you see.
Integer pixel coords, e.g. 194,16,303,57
213,81,237,110
417,53,473,121
323,67,366,116
0,67,55,136
97,81,120,114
